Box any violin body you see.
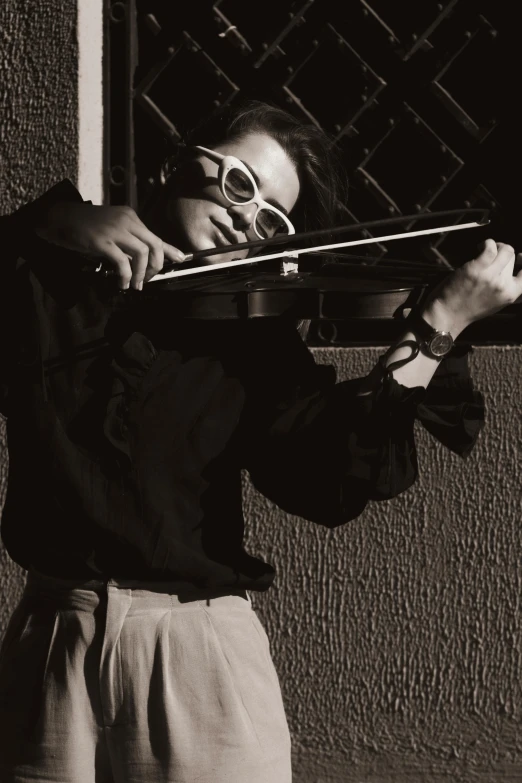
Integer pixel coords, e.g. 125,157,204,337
79,206,520,339
140,254,447,321
87,209,492,323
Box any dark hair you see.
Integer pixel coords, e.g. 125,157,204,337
168,100,348,237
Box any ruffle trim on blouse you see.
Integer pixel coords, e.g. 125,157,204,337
377,347,485,459
416,395,485,458
102,326,248,474
103,331,158,461
416,345,485,458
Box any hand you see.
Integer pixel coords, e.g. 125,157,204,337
35,202,186,290
422,239,522,336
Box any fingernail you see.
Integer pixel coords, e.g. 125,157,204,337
137,280,143,291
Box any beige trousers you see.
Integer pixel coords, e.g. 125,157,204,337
0,569,291,782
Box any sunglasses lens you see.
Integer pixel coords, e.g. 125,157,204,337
256,208,290,238
223,168,255,203
223,164,291,238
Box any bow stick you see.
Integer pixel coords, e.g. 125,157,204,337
149,219,488,283
87,209,489,279
169,208,490,264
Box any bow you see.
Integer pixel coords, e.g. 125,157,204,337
88,208,490,282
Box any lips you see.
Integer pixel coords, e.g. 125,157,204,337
211,218,238,246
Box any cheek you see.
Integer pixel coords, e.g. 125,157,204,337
168,195,198,223
167,193,212,234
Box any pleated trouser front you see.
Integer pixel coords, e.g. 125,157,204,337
0,569,292,783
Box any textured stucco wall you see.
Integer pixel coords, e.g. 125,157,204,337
0,0,78,629
244,346,522,782
0,0,79,212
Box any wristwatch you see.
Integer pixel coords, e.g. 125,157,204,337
406,310,454,359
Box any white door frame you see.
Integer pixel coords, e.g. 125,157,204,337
77,0,104,204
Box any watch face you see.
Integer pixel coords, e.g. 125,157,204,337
429,332,453,357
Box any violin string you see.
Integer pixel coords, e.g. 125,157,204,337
148,221,485,283
312,250,451,271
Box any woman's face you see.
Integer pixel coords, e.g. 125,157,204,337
165,132,301,264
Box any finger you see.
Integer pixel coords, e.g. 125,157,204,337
507,269,522,306
132,227,186,269
474,238,498,266
130,224,165,278
129,229,186,284
118,235,150,290
514,265,522,287
491,242,516,274
126,213,187,267
99,241,133,289
162,242,186,265
142,243,186,283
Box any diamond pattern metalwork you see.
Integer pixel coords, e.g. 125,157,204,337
105,0,517,343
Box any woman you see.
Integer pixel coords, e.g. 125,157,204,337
0,101,519,782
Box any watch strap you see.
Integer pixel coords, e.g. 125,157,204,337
406,310,454,358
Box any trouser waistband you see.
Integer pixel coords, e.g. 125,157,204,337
24,568,250,608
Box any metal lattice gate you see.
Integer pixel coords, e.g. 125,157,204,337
104,0,518,344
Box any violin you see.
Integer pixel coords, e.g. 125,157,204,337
135,254,444,321
88,209,510,323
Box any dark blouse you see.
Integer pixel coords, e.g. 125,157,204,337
0,181,485,594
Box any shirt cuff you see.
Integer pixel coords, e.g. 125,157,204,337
417,345,485,457
11,179,85,240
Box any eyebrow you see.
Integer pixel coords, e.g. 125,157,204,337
242,160,290,216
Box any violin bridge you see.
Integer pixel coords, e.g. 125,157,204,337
280,255,299,276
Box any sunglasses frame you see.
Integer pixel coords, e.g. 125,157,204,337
192,145,295,239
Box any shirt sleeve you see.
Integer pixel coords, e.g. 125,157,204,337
415,343,485,458
0,180,86,414
0,179,85,261
245,325,484,528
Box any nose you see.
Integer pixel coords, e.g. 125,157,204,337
228,203,257,232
